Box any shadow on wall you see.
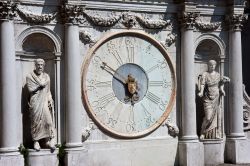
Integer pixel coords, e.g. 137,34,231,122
196,84,204,137
242,12,250,94
21,84,33,148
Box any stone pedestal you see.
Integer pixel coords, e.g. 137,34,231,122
0,152,24,166
27,149,59,166
64,147,87,166
202,139,224,165
225,138,250,164
178,141,204,166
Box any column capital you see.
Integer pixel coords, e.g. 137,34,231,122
179,12,199,30
0,1,17,20
60,4,85,25
226,14,248,31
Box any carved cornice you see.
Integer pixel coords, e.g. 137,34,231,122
179,12,199,29
17,7,57,24
60,4,85,24
227,14,248,31
195,21,221,31
79,30,96,46
0,1,17,20
83,11,122,27
136,15,171,29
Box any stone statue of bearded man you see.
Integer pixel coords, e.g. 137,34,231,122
26,59,56,151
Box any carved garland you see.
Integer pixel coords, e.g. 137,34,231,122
3,2,173,29
195,21,221,31
83,11,171,29
83,12,122,27
17,7,57,24
136,15,171,29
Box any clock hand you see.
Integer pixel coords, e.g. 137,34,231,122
101,62,127,84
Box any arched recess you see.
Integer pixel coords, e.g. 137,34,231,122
15,26,62,147
194,34,226,138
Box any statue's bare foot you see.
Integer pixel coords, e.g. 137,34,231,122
46,140,56,150
200,134,205,139
34,141,40,151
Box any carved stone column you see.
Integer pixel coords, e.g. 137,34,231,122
61,4,86,165
180,12,199,141
225,14,250,164
228,14,246,139
178,11,204,166
0,1,24,165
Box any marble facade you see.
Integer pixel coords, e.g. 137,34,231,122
0,0,250,166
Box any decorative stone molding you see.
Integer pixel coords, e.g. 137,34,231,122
195,21,221,31
226,14,248,31
0,1,17,20
60,4,85,24
136,15,171,29
82,122,94,142
79,30,96,46
161,33,177,48
194,34,226,58
16,26,62,53
179,12,199,29
243,84,250,131
17,7,57,24
122,12,137,28
83,11,122,27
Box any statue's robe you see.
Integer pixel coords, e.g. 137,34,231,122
200,71,222,139
26,71,55,141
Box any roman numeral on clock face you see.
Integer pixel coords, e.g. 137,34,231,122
107,41,124,66
125,37,135,63
95,81,112,88
146,91,160,105
92,93,115,109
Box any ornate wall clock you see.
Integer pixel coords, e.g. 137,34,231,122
81,30,176,138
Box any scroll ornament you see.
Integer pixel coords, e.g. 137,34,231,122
82,122,94,142
163,119,179,138
243,84,250,131
79,30,96,46
164,33,177,48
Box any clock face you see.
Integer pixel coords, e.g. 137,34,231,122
81,31,176,138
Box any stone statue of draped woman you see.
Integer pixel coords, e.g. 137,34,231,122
26,59,56,151
198,60,230,139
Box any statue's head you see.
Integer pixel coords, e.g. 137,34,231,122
34,58,45,75
208,60,217,72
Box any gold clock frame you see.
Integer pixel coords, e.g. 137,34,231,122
81,30,176,139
